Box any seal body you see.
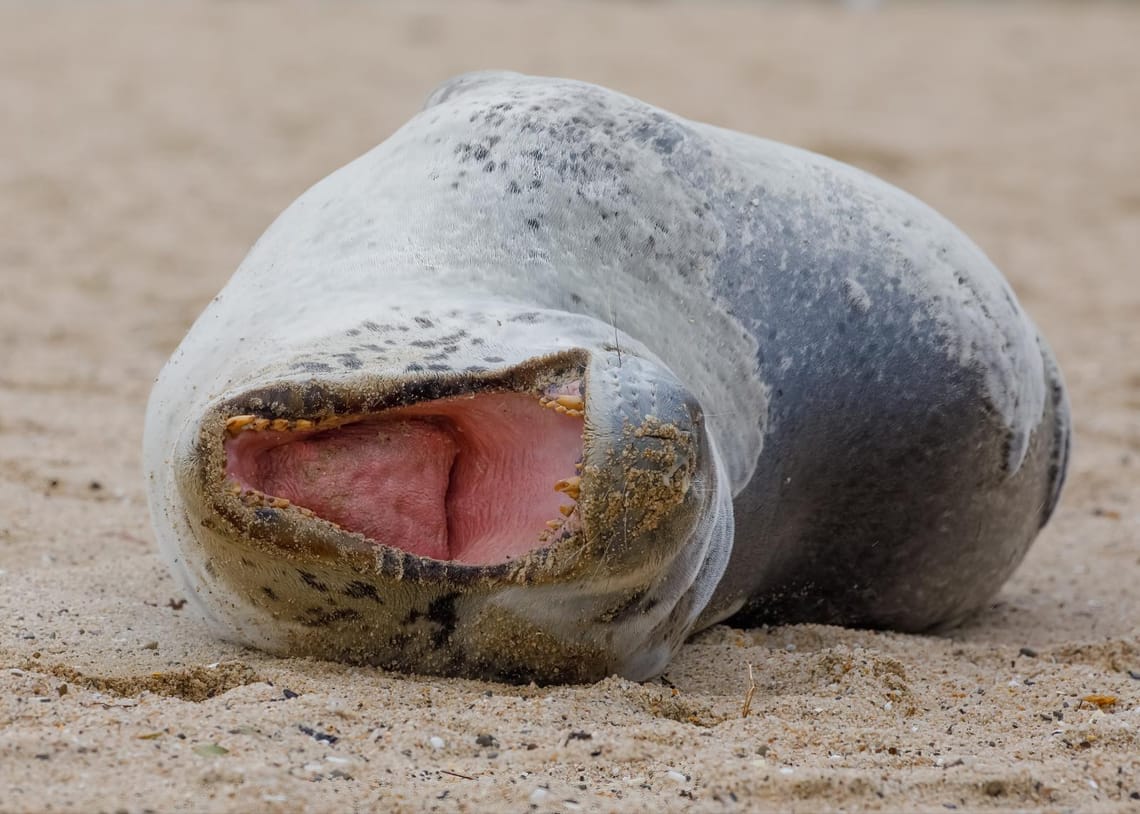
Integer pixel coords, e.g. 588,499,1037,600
144,72,1069,683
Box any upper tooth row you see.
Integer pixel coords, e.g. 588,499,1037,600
538,394,584,417
225,415,319,436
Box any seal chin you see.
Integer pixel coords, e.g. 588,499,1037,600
169,346,731,682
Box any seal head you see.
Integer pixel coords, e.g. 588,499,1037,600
151,309,732,682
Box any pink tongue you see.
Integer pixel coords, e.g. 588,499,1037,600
250,420,457,559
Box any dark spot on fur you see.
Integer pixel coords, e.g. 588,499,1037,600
465,366,488,373
414,316,434,328
427,363,451,372
300,607,361,628
292,361,334,373
484,161,496,173
406,363,425,373
507,180,521,194
526,218,540,230
262,586,278,601
410,339,438,348
510,312,539,323
333,353,363,370
298,571,329,593
253,508,277,522
483,356,505,363
343,581,383,603
427,593,460,648
473,146,489,161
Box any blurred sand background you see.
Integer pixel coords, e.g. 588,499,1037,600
1,1,1138,811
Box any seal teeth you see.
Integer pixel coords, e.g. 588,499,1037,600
225,415,330,436
239,487,269,506
554,394,584,412
225,415,256,435
226,479,303,515
558,504,574,517
553,476,581,501
538,386,585,419
538,398,584,418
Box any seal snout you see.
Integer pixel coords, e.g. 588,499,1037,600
575,349,715,571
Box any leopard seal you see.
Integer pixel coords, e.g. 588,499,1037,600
143,71,1070,683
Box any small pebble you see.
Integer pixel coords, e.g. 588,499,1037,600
665,770,687,784
429,736,445,750
529,788,549,804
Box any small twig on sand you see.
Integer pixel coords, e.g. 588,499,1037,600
439,770,475,780
741,663,757,719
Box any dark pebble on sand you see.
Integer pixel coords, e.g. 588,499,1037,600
298,724,337,744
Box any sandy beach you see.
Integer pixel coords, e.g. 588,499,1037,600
1,1,1137,811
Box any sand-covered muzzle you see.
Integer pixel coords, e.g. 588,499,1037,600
155,345,732,682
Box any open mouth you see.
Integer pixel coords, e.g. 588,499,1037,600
221,383,585,566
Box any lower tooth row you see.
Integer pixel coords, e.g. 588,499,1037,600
226,482,312,516
540,474,584,542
